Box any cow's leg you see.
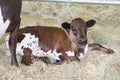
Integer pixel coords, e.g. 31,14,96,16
9,26,19,66
88,43,114,54
9,18,21,66
21,48,33,66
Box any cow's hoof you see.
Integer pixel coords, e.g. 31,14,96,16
11,60,19,66
11,62,19,67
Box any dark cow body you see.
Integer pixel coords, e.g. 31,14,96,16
6,18,114,65
0,0,21,66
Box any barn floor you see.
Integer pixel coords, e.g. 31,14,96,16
0,2,120,80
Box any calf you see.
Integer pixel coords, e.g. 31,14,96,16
6,18,114,65
0,0,21,66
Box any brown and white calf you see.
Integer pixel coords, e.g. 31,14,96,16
6,18,114,65
0,0,22,66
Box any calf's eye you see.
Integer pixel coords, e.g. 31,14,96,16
72,28,77,36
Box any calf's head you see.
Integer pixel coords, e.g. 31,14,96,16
62,18,96,45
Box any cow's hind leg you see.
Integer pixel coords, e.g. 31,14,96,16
9,26,19,66
9,18,21,66
88,43,114,54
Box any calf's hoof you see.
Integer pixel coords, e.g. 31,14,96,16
106,49,115,54
54,60,62,65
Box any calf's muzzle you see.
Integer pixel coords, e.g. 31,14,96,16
77,37,87,44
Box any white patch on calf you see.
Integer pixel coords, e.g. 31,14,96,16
16,33,39,55
5,35,11,56
0,7,10,38
84,44,88,54
33,49,61,60
48,49,62,60
80,53,84,58
5,35,10,48
77,44,89,60
77,53,84,59
65,51,75,56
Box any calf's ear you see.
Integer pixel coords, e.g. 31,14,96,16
86,19,96,28
61,22,70,29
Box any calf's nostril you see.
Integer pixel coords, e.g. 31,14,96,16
78,38,87,44
80,38,85,42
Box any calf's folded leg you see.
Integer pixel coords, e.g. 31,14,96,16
21,48,33,66
88,43,114,54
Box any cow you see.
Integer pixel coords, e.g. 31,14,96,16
6,18,114,66
0,0,22,66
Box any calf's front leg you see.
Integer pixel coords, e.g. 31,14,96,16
88,43,114,54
